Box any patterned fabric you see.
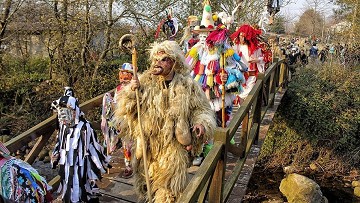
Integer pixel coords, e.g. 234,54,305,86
186,25,246,126
0,155,52,203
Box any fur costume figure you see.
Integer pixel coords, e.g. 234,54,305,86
0,142,53,203
114,40,216,202
51,87,111,202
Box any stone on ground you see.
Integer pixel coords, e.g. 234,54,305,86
279,173,326,203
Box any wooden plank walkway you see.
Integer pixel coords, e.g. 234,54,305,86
96,89,286,202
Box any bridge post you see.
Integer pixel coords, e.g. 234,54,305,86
208,128,228,203
240,113,248,157
270,58,279,107
254,74,264,144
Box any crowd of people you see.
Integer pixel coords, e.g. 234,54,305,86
1,1,281,203
106,2,273,202
279,36,357,75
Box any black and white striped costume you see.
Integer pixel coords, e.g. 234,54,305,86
51,88,110,202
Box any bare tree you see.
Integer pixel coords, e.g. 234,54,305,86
0,0,25,67
294,8,324,37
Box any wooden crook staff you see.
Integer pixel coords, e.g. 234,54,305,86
119,34,152,202
221,52,226,128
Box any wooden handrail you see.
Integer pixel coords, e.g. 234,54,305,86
4,89,115,187
179,59,288,202
8,59,289,201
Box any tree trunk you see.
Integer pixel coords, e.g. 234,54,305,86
92,0,114,79
0,0,12,66
81,0,92,76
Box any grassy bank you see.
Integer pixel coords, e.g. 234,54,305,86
260,61,360,174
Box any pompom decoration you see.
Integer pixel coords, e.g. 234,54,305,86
224,49,234,58
189,47,198,58
205,5,211,12
206,25,228,49
213,14,218,22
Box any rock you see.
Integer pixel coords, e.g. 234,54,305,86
280,173,326,203
352,181,360,187
354,187,360,197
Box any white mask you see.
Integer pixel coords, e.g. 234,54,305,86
199,33,208,45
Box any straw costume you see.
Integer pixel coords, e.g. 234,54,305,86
51,87,111,202
114,40,216,202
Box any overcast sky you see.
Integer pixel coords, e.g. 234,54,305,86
280,0,336,22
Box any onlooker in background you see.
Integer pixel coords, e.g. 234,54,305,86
299,50,308,66
287,47,300,75
309,43,318,63
319,48,327,63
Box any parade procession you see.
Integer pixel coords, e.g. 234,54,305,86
5,0,360,202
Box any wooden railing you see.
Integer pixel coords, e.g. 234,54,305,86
5,58,288,201
177,58,288,203
4,89,114,188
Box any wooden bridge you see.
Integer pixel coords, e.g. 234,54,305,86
4,58,289,202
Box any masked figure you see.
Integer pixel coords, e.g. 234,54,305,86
101,63,134,178
114,41,216,203
51,87,110,203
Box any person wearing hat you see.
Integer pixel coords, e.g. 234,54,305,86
186,2,246,165
101,63,135,178
51,87,111,203
185,22,214,166
114,40,216,202
180,15,200,53
115,63,135,178
0,142,53,203
231,24,265,101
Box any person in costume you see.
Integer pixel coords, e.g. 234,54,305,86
231,24,265,102
114,40,216,203
101,63,134,178
51,87,111,203
179,15,200,53
185,1,246,165
186,1,246,127
0,142,53,203
154,8,178,41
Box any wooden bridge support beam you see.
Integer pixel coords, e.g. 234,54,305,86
208,128,228,203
